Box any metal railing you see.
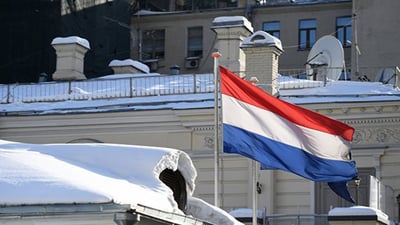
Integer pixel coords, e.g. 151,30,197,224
2,66,398,104
237,214,329,225
0,70,335,104
277,69,324,90
0,73,214,104
264,214,329,225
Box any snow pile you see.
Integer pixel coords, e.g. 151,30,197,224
108,59,150,74
0,140,193,212
279,80,400,103
0,140,243,225
242,30,283,51
329,206,389,224
187,197,244,225
51,36,90,49
212,16,253,32
229,208,264,218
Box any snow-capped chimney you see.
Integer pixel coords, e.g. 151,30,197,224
241,31,283,95
51,36,90,81
109,59,150,74
211,16,253,77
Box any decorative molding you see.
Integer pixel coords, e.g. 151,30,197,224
310,102,400,116
347,117,400,125
204,136,214,149
192,126,214,132
353,127,400,145
190,126,215,150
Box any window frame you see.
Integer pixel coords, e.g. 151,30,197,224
141,29,165,60
336,16,352,48
263,21,281,39
187,26,203,58
298,19,317,50
175,0,238,11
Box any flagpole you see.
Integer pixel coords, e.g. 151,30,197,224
212,52,222,207
252,161,258,225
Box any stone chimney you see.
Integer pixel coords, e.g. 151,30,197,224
328,206,389,225
241,31,283,95
51,36,90,81
109,59,150,74
211,16,253,77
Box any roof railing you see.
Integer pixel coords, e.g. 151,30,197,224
0,73,214,104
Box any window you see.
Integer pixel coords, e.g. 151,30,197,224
187,26,203,57
145,0,238,11
336,16,352,47
263,21,280,39
299,19,316,50
187,0,237,10
142,29,165,60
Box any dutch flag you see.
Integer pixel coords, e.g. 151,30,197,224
220,66,358,202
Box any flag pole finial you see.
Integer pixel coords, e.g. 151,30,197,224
211,52,222,58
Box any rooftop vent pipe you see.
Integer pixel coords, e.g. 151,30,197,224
170,65,180,75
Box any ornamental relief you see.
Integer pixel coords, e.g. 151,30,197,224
353,127,400,145
347,117,400,125
314,104,399,117
191,126,214,150
204,136,214,149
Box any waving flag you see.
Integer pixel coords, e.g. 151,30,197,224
220,66,357,202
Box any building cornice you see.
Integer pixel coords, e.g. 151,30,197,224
298,101,400,119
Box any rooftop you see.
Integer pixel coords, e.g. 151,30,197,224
0,72,399,115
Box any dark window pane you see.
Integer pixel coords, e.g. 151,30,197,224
187,26,203,57
142,29,165,60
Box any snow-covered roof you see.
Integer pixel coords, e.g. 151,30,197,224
0,140,194,210
277,76,400,104
0,140,243,225
0,73,399,115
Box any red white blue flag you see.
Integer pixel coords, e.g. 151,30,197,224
220,66,357,202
